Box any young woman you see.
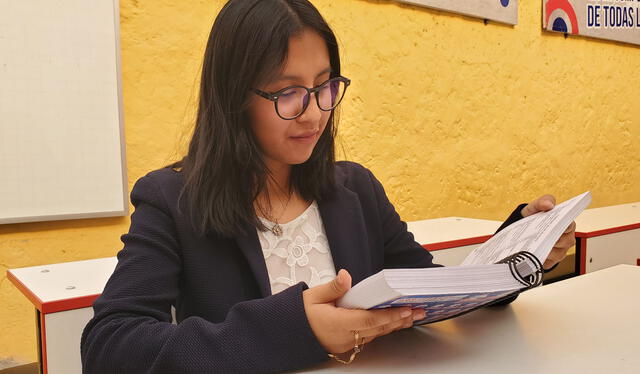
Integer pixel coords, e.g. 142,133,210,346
81,1,576,373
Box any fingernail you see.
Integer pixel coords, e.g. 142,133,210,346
412,311,426,321
400,309,412,318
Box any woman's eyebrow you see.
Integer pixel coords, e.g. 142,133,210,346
275,67,332,82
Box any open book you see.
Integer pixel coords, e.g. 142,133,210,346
337,191,592,324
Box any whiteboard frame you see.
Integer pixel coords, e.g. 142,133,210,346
0,0,129,225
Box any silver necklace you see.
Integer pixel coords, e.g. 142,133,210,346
265,190,292,237
270,222,284,237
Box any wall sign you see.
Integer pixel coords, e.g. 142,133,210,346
397,0,518,25
543,0,640,46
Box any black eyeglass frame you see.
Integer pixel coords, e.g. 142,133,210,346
253,76,351,120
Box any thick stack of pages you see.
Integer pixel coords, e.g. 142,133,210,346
338,264,528,324
337,191,592,324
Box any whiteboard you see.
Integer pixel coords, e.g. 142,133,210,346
0,0,128,224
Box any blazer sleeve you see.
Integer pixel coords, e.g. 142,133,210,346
494,203,528,234
80,176,327,374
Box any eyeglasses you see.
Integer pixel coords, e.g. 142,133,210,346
254,76,351,120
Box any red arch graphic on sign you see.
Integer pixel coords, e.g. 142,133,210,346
546,0,580,34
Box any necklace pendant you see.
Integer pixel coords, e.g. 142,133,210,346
271,223,283,237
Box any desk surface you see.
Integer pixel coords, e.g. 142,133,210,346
7,257,117,313
575,202,639,236
297,265,640,373
406,217,500,247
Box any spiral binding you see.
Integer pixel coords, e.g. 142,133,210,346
497,251,544,289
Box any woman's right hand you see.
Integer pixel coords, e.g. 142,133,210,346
302,269,426,354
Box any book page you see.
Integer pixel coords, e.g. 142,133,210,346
461,192,592,266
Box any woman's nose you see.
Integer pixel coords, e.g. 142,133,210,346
297,92,323,124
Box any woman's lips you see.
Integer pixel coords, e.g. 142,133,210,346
290,131,319,143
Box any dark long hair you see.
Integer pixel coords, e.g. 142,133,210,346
177,0,341,237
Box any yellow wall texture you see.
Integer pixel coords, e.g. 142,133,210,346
2,0,639,363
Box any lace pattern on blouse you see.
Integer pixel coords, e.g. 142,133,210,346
257,201,337,294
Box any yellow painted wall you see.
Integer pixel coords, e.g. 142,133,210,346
2,0,638,363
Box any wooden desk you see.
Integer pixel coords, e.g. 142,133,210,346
574,202,640,274
296,265,640,373
406,217,501,266
7,258,117,374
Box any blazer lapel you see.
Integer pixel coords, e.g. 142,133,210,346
235,230,272,298
234,172,374,296
319,184,373,286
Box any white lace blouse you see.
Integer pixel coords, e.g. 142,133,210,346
257,201,337,294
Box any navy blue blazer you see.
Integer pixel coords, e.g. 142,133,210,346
81,161,524,374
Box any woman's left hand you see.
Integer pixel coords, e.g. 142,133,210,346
521,194,577,270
